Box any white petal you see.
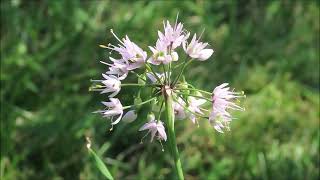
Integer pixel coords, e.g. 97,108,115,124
102,101,113,107
111,112,123,125
171,51,179,61
198,49,214,61
108,88,120,97
102,73,110,80
101,89,113,94
150,130,157,142
214,124,224,133
139,121,156,131
146,73,157,83
157,127,167,141
103,109,121,116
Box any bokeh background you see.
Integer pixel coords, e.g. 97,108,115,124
1,0,319,179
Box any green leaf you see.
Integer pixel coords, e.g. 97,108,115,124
88,148,114,180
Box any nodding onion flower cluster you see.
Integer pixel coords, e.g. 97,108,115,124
90,18,245,144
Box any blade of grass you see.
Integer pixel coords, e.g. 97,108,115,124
87,138,114,180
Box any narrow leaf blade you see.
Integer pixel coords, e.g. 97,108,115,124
88,148,114,180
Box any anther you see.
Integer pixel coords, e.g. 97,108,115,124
99,44,108,48
159,140,165,152
110,29,124,45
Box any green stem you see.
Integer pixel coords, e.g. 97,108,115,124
89,83,155,91
174,88,212,96
121,83,156,87
174,91,212,102
164,90,184,180
162,64,167,84
123,97,156,109
172,59,193,86
146,64,162,83
131,71,146,82
168,62,172,85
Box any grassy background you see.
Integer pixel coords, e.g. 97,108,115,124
1,0,319,179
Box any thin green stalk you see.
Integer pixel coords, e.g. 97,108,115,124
123,97,156,110
146,64,162,83
157,100,164,120
174,88,212,96
162,64,167,84
172,59,193,86
169,62,172,85
131,71,146,82
174,91,212,102
164,90,184,180
89,83,156,92
121,83,156,87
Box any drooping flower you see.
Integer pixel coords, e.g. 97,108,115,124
98,98,124,125
209,83,245,133
101,57,129,80
108,29,147,70
173,97,187,120
139,118,167,142
183,33,214,61
101,74,121,97
187,96,206,123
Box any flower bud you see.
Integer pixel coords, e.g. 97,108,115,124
122,110,137,123
147,113,155,121
171,51,179,61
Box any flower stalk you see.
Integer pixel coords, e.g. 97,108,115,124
164,87,184,180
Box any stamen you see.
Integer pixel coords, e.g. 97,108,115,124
198,28,206,40
140,131,150,144
174,12,179,29
90,79,103,82
89,88,103,92
99,44,108,48
86,137,91,149
100,61,112,66
110,29,124,45
159,140,165,152
109,117,114,131
162,20,165,29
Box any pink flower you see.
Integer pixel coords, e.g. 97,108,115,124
101,74,121,97
210,83,245,133
97,98,124,125
108,29,147,70
148,39,179,65
95,98,138,126
101,57,129,80
173,97,187,120
187,96,206,123
139,118,167,142
158,20,189,50
183,34,214,61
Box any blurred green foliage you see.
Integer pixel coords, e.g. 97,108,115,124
1,0,319,179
